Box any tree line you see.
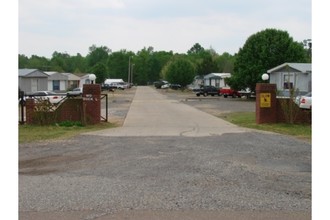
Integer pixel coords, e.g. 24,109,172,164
19,28,311,91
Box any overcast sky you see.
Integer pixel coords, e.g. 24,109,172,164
19,0,311,58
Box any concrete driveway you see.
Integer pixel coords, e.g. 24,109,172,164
88,86,248,137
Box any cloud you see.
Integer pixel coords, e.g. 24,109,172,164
19,0,311,57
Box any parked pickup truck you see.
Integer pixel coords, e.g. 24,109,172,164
219,87,241,98
193,85,220,97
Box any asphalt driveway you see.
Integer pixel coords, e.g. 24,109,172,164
19,86,311,220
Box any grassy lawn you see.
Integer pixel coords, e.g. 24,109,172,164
19,112,311,144
219,112,311,142
19,122,116,143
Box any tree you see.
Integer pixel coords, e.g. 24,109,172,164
107,50,134,80
149,50,173,82
26,55,51,71
229,28,307,92
133,47,159,85
187,43,205,55
18,54,29,68
50,51,71,72
90,63,107,84
196,51,218,75
86,45,111,68
216,52,235,73
162,57,196,88
70,53,88,73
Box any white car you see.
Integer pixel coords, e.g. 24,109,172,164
29,91,66,104
296,92,312,110
67,88,83,97
111,82,128,90
161,83,170,89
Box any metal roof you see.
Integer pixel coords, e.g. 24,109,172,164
204,73,231,79
62,73,81,81
19,69,38,76
47,72,68,80
19,69,48,77
267,63,312,74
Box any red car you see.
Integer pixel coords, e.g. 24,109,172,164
219,87,241,98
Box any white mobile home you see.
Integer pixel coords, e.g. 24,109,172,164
267,63,311,94
45,72,68,92
203,73,231,88
19,69,48,93
78,73,96,87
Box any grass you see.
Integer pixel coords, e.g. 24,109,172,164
19,112,311,144
19,122,116,143
219,112,311,142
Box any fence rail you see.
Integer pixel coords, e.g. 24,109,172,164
18,93,109,124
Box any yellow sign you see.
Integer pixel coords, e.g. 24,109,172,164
260,93,271,108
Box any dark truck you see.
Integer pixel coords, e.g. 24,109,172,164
193,85,220,97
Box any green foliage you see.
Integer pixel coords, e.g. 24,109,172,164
107,50,133,80
18,42,235,86
162,57,196,88
216,52,236,73
18,54,30,68
220,112,311,141
230,28,307,91
19,55,51,70
90,63,107,84
187,44,234,76
57,121,84,127
19,122,115,143
86,45,110,67
18,31,308,88
196,51,218,75
187,43,205,55
32,99,57,125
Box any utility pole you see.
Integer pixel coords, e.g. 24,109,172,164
128,56,131,85
131,64,135,85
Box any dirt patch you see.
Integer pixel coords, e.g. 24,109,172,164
19,154,93,175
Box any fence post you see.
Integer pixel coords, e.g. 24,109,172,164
82,84,101,124
256,83,277,124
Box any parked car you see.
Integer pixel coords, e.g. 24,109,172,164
194,85,220,96
161,83,170,89
296,92,312,110
154,80,168,89
116,82,129,90
102,83,117,91
67,88,83,97
108,82,127,90
219,87,241,98
170,84,181,90
29,91,66,104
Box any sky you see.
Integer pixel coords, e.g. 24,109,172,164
18,0,312,58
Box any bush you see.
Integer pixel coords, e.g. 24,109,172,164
57,121,84,127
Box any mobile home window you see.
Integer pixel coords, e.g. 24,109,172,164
283,75,293,89
53,80,60,90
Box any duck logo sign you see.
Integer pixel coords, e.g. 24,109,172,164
260,93,271,108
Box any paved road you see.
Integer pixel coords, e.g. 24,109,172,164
19,86,311,220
